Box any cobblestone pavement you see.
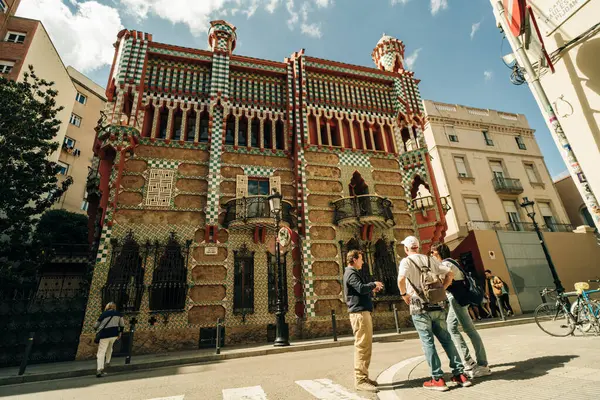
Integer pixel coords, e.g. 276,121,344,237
380,324,600,400
0,323,598,400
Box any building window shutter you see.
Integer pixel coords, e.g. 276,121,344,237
464,198,484,221
269,176,281,195
236,175,248,198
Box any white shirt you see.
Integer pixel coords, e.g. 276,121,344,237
442,259,464,281
397,254,450,296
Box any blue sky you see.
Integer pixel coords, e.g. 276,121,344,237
18,0,567,177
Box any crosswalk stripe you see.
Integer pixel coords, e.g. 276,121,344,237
295,379,368,400
146,396,185,400
222,385,268,400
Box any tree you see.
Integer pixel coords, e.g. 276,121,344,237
34,209,89,248
0,66,71,283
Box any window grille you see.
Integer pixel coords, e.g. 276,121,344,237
267,253,288,313
233,245,254,318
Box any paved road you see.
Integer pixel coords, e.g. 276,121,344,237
0,324,598,400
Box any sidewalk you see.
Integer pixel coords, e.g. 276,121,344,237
0,315,534,387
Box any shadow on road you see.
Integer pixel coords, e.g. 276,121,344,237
377,354,579,392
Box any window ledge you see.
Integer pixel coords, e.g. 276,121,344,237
530,181,545,189
458,176,475,182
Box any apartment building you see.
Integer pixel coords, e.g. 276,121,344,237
423,100,570,247
54,67,107,214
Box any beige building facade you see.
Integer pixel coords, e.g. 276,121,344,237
422,100,570,247
490,0,600,231
55,67,107,214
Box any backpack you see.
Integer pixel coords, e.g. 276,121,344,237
406,256,447,304
445,258,484,306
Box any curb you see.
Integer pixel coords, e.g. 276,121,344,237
0,316,534,386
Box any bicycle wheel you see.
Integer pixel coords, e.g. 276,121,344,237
571,300,593,333
535,302,575,337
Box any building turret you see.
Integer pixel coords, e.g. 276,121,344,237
208,20,237,55
372,33,406,73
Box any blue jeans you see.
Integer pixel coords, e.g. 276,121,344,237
447,296,488,367
412,310,464,379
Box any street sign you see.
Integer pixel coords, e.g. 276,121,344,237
204,246,218,255
277,226,292,248
503,0,527,37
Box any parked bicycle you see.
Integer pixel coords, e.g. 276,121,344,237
534,281,600,337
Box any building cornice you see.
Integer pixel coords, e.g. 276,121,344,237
425,115,535,137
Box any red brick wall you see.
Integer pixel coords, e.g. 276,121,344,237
0,17,37,81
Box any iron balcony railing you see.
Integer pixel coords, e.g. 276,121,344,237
492,177,524,194
467,220,502,231
331,195,394,226
222,196,295,228
505,221,540,232
545,223,574,233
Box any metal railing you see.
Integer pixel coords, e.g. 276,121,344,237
331,195,394,225
411,196,435,211
467,220,502,231
545,223,574,233
222,196,295,228
492,177,524,194
505,221,539,232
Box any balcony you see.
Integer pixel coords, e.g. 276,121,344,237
506,222,539,232
467,220,502,231
222,196,295,229
492,177,524,194
545,223,574,232
331,195,394,228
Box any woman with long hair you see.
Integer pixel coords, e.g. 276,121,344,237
432,244,491,379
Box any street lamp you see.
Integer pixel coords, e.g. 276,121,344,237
268,188,290,346
520,197,565,294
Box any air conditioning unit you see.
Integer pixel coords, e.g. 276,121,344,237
449,135,459,142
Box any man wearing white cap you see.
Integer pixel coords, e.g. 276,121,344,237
397,236,472,392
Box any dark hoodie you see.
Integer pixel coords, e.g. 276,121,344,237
343,267,376,313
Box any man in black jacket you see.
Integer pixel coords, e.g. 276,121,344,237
343,249,383,393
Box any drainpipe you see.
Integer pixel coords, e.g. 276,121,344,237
490,0,600,233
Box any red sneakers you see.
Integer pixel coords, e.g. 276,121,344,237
452,374,473,387
423,378,449,391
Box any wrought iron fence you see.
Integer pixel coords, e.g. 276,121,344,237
331,195,394,225
467,220,502,231
505,221,540,232
545,223,574,233
222,196,295,228
492,177,524,193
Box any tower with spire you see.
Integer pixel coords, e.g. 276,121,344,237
372,33,407,73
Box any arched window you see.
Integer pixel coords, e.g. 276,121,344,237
141,103,154,138
352,120,363,150
185,109,196,142
373,239,400,296
330,119,341,147
263,118,273,149
225,113,236,145
400,127,411,152
199,111,209,142
233,245,254,317
364,122,374,150
319,118,329,146
149,233,189,312
250,117,260,148
383,125,395,153
172,108,183,141
238,115,248,146
308,114,318,145
373,124,385,151
342,118,352,149
275,119,285,150
157,107,169,139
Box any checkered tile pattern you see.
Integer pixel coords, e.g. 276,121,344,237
339,152,371,167
230,59,287,74
148,159,180,169
206,105,225,224
145,169,175,207
147,56,210,95
211,54,230,97
95,225,113,264
304,60,395,82
243,166,275,177
149,46,212,62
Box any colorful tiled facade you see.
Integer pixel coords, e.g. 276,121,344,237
77,22,449,358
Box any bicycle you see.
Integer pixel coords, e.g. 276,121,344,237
570,279,600,333
534,283,600,337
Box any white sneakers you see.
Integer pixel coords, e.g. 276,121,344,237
466,365,492,378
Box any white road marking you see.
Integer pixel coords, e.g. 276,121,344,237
222,385,268,400
146,396,185,400
376,355,425,400
295,379,368,400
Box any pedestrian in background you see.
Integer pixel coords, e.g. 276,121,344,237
432,244,491,379
94,302,125,378
485,270,513,316
343,249,383,393
397,236,472,392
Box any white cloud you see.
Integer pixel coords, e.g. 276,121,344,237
265,0,279,13
430,0,448,15
405,48,421,69
391,0,410,4
484,70,493,81
286,0,299,29
301,22,322,38
17,0,123,73
470,21,481,39
314,0,331,7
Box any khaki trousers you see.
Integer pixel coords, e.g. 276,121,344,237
349,311,373,384
97,336,117,371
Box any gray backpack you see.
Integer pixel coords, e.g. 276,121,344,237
406,256,446,304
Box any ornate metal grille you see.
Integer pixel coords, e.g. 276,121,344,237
267,253,288,313
332,195,394,225
149,233,191,312
101,232,146,313
233,245,254,318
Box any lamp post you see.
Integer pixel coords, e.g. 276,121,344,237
520,197,565,294
268,189,290,346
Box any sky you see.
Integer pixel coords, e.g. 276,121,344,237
16,0,567,177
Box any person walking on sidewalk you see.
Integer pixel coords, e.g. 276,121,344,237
94,302,125,378
485,270,514,316
343,249,384,393
397,236,472,392
432,244,492,379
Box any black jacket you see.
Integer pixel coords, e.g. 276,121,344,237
343,267,375,313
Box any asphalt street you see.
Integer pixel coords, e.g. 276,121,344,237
1,323,599,400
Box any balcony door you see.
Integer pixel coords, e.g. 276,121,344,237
539,202,557,230
465,198,484,226
349,172,370,217
248,179,269,218
490,161,504,180
503,200,522,231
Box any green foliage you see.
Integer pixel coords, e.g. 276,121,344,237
0,66,68,282
34,209,89,247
